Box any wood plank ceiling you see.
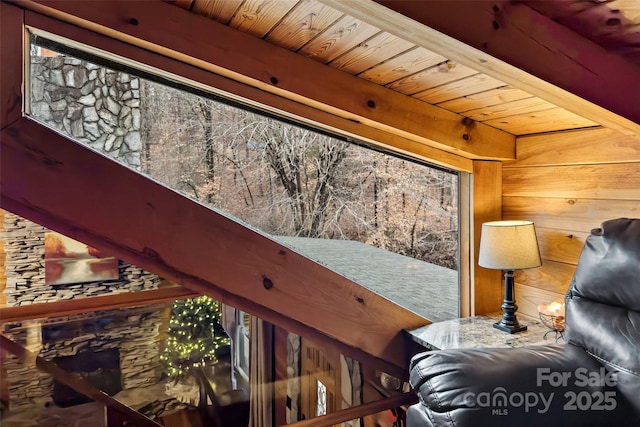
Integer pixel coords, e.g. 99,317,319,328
164,0,640,139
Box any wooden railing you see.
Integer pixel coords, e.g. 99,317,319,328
0,286,198,323
285,392,417,427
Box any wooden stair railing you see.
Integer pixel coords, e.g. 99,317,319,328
0,286,199,323
285,391,417,427
0,334,163,427
192,365,250,427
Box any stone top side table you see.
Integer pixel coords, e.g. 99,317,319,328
407,312,559,351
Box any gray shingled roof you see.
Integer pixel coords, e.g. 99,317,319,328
274,236,459,323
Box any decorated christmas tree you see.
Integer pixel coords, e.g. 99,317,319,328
161,296,230,379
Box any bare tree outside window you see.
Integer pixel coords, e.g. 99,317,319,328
25,37,459,272
140,81,458,270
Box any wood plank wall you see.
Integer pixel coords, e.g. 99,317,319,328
502,127,640,318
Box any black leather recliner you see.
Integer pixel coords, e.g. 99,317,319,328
407,218,640,426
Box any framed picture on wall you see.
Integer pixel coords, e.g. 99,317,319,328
44,231,119,285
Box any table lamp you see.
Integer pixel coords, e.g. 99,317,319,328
478,220,542,333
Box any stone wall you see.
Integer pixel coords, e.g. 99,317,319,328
0,209,172,410
1,211,162,306
0,47,163,305
286,332,301,423
0,211,167,407
30,50,142,170
0,47,178,412
3,307,167,409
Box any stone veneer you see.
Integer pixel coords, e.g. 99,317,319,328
3,46,160,306
3,307,168,409
1,209,168,409
286,332,302,423
1,49,172,410
1,211,162,306
30,50,142,170
1,210,166,409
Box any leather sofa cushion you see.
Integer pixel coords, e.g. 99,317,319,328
566,296,640,415
565,218,640,415
570,218,640,311
409,344,637,427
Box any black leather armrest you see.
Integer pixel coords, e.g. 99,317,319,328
408,343,638,427
406,403,435,427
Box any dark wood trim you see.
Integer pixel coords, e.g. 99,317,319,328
274,325,289,426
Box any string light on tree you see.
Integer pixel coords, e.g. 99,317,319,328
161,296,230,380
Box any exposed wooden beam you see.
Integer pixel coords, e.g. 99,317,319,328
0,117,428,371
0,2,23,129
0,286,199,323
13,0,515,160
323,0,640,138
1,10,473,173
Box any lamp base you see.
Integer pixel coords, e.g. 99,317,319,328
493,321,527,334
492,269,528,334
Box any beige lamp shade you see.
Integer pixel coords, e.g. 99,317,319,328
478,220,542,270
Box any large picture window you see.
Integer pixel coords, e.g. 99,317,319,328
26,33,460,320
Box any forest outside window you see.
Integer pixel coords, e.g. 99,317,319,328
26,34,461,321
